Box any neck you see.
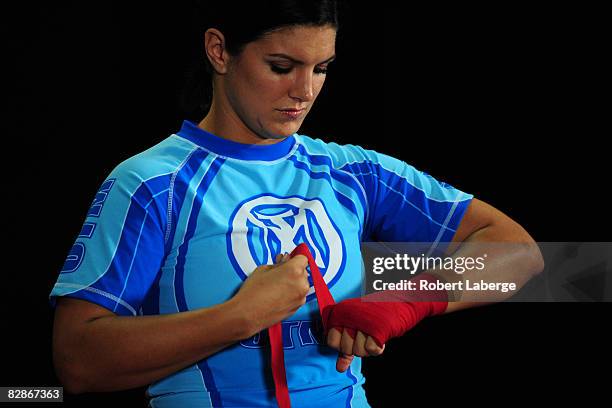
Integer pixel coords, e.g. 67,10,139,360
198,96,285,146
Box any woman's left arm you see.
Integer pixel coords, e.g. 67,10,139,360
327,198,545,371
435,197,545,313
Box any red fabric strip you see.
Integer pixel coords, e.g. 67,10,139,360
268,243,335,408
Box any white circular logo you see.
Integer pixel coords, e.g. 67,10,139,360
228,194,344,297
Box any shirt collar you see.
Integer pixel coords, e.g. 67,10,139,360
176,120,297,161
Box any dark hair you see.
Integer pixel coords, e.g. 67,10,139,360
179,0,340,121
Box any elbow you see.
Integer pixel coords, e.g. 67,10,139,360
523,240,545,279
62,378,88,396
53,339,95,395
532,246,545,277
54,366,86,395
53,354,90,395
508,222,545,278
52,298,116,394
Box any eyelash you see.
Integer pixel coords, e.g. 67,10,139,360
270,65,328,75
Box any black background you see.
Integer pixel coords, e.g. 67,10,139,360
2,1,609,406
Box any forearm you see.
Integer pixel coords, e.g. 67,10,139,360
428,224,545,314
54,298,249,393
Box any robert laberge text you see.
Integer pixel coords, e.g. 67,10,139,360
373,279,517,293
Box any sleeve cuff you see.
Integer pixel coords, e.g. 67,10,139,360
49,284,138,316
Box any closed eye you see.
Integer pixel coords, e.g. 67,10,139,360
270,64,292,75
314,66,328,75
269,64,329,75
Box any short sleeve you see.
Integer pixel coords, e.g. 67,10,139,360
49,163,170,316
341,147,473,250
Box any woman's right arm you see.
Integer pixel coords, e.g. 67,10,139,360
53,254,309,394
53,296,248,394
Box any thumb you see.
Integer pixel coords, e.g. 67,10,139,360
336,353,354,373
274,253,289,264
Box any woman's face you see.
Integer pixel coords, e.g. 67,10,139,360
223,25,337,140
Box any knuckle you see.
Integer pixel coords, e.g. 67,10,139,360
294,287,307,301
290,265,304,276
294,254,308,266
341,340,354,356
355,344,367,357
365,344,378,354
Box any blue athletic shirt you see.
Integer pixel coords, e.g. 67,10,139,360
50,120,473,407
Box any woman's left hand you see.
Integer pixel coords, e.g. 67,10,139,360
326,328,385,372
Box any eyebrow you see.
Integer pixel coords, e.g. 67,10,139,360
266,53,336,65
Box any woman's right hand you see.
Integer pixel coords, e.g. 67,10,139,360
233,253,310,336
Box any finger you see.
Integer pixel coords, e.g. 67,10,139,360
353,331,368,357
336,352,354,373
256,264,275,272
340,328,355,356
275,254,282,263
288,254,308,268
284,256,309,282
327,327,342,350
364,336,385,356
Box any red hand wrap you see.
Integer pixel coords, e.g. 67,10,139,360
323,274,448,348
268,244,449,408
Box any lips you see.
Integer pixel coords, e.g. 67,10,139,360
278,108,305,112
276,108,305,120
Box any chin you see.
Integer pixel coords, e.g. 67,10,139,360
269,122,300,138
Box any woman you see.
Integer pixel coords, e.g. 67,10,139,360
50,1,544,407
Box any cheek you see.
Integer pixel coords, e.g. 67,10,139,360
244,70,287,102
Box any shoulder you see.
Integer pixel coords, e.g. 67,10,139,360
108,134,199,188
294,133,418,174
293,133,465,194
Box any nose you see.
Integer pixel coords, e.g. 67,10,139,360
289,70,315,102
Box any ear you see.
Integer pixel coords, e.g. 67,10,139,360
204,28,230,75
